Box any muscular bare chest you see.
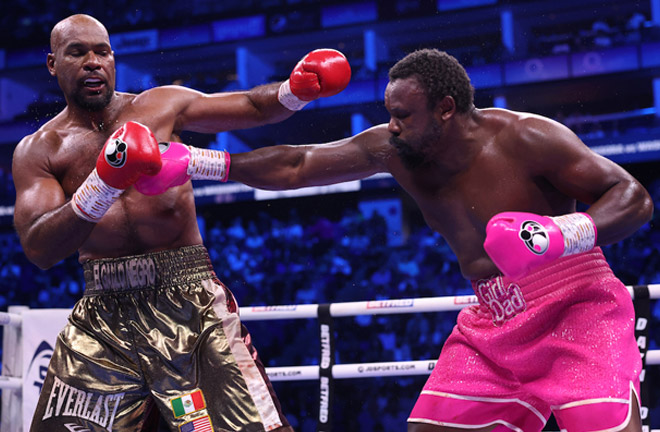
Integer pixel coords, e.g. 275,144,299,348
395,154,553,278
47,120,200,260
53,108,175,195
54,132,111,196
404,158,523,229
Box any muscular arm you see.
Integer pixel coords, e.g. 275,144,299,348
12,132,94,269
229,124,393,190
140,83,295,135
519,115,653,245
148,48,351,135
179,83,297,133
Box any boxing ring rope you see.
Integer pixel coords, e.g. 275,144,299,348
1,285,659,431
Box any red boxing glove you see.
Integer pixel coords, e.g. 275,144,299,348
290,49,352,99
96,121,162,189
71,121,162,222
135,142,230,196
483,212,597,279
278,49,351,111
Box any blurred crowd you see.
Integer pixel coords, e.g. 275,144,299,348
532,12,653,56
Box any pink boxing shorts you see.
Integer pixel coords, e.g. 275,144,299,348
408,247,641,432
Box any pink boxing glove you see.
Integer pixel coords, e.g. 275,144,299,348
134,142,191,195
135,142,231,196
483,212,597,279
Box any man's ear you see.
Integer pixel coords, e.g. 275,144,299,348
435,95,456,121
47,53,56,77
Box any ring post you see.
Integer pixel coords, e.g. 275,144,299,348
317,304,334,432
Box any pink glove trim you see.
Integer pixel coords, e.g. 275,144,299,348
223,151,231,182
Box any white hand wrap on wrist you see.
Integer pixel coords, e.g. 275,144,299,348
71,169,123,223
188,147,231,182
277,79,310,111
551,212,597,257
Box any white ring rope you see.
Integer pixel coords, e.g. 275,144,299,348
1,284,658,325
266,360,440,382
0,311,21,327
0,376,21,390
648,349,660,364
0,284,658,382
239,284,660,321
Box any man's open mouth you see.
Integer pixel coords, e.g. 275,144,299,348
83,77,104,90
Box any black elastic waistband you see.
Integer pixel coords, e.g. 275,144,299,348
83,245,215,294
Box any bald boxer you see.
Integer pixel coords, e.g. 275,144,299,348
218,49,650,432
12,14,351,432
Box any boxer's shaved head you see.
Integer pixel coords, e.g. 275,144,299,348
50,14,110,53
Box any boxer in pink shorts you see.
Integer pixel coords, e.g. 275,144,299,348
409,247,642,432
227,48,651,431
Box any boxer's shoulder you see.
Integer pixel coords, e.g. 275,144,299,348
15,125,63,161
132,85,197,108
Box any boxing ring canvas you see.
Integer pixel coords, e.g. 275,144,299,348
1,286,659,431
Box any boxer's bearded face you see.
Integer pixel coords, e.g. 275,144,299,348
49,18,116,113
385,77,443,170
72,82,113,112
389,119,441,170
71,45,115,112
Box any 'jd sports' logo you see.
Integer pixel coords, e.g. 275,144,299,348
104,138,127,168
519,220,549,255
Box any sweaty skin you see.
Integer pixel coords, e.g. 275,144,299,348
12,14,295,269
229,76,653,281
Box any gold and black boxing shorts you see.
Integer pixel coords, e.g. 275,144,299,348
30,245,292,432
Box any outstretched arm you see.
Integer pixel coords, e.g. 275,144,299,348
134,124,395,196
229,125,394,190
169,83,294,133
230,124,394,190
169,49,351,133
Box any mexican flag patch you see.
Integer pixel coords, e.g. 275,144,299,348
171,390,206,418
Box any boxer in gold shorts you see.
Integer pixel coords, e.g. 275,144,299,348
13,13,350,432
34,246,290,431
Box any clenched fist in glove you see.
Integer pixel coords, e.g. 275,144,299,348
134,142,230,196
483,211,597,279
278,49,351,111
71,121,162,222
